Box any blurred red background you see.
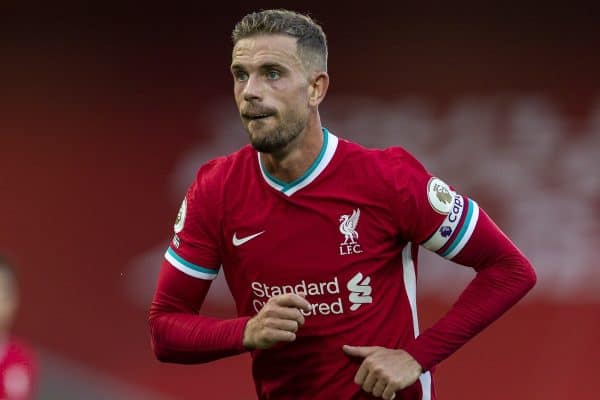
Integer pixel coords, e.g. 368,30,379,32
1,2,599,399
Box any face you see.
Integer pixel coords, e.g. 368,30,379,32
231,34,313,153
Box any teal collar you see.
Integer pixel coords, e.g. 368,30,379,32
258,127,339,196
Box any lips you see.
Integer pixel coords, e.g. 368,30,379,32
245,114,271,120
242,109,275,120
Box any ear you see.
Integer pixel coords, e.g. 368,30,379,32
308,71,329,107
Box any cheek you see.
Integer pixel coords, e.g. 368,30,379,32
233,87,242,103
233,82,246,99
286,84,310,107
297,90,312,111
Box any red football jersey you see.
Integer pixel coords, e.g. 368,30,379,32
0,338,36,400
165,128,481,399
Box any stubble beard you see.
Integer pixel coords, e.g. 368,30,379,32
246,115,305,154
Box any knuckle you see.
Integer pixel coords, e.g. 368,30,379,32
372,385,384,396
298,315,305,325
262,328,273,340
262,307,275,318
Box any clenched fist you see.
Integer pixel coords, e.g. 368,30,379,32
343,345,423,399
243,293,311,350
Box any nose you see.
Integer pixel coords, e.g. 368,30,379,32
242,74,262,102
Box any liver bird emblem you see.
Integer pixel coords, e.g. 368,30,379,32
339,209,360,244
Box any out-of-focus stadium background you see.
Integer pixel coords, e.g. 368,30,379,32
1,2,598,399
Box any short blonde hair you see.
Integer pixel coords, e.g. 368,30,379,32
232,9,328,71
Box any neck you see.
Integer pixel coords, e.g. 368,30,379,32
260,115,324,183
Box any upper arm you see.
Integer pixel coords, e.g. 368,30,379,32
383,147,531,271
384,148,481,263
164,159,224,281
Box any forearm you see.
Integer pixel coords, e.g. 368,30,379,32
405,210,537,371
148,260,250,364
404,255,535,370
149,310,250,364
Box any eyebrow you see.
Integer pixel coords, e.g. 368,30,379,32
230,62,288,72
230,63,244,71
260,63,286,71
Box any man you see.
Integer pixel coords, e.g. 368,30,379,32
148,9,536,400
0,256,36,400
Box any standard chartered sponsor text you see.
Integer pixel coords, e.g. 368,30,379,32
251,277,346,316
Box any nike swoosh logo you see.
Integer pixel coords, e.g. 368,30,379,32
232,231,265,246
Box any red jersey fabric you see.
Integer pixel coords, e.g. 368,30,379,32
0,338,36,400
149,128,536,399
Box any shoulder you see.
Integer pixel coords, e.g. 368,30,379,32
337,138,427,180
379,146,427,172
194,146,253,182
190,146,254,191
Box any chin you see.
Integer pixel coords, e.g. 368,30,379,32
246,119,303,153
250,138,284,154
250,134,289,154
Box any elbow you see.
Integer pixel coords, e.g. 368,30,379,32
487,251,537,299
149,331,211,365
149,329,178,363
510,254,537,297
148,313,194,364
151,339,172,363
522,258,537,292
148,313,171,363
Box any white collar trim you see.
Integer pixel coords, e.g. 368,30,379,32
258,128,338,196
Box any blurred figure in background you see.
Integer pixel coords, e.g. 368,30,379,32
0,256,36,400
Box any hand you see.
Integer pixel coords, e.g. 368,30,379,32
343,345,423,400
243,293,311,350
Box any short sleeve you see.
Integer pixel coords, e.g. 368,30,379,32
164,159,224,280
384,147,480,260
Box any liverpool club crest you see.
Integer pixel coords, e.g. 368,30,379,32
339,208,363,255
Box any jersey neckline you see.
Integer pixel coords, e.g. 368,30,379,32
257,127,339,196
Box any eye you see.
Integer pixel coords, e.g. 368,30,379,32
234,71,249,82
267,70,280,80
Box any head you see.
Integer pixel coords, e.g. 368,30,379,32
231,9,329,153
0,256,18,334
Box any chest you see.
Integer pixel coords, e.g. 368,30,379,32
220,185,401,284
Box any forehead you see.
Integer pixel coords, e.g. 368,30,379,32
231,34,302,68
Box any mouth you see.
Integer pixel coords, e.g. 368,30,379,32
242,111,275,121
246,115,271,121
